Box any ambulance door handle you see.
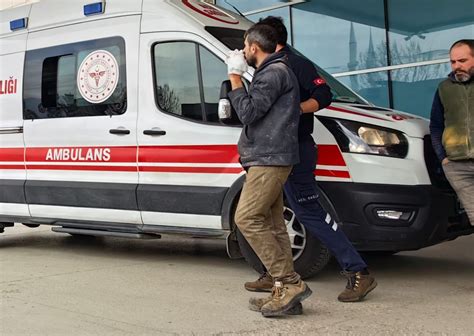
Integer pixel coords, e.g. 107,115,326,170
109,128,130,135
0,126,23,134
143,129,166,136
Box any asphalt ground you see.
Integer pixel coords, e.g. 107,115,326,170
1,224,473,335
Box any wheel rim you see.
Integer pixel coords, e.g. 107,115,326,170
284,206,306,261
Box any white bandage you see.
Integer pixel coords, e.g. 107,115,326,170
226,49,248,76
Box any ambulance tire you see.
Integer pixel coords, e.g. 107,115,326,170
235,210,331,279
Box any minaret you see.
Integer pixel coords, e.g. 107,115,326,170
367,28,376,68
366,28,377,83
347,22,359,90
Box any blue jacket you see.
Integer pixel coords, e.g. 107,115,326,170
430,88,447,162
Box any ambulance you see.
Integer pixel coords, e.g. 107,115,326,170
1,0,472,278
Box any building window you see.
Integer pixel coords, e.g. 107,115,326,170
291,0,389,107
387,0,474,65
23,37,127,120
338,72,390,108
391,62,451,118
215,0,474,117
385,0,473,116
292,0,388,74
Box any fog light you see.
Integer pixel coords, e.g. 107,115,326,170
376,210,412,220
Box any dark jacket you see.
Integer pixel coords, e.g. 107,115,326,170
430,72,474,161
228,52,300,167
282,46,332,141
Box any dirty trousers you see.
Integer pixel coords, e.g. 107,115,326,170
443,159,474,224
235,166,300,283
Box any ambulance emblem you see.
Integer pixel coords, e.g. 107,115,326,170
77,50,119,104
182,0,239,24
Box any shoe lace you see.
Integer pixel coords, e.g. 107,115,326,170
341,271,360,291
271,281,286,300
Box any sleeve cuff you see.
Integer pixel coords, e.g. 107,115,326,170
228,86,246,100
311,90,332,110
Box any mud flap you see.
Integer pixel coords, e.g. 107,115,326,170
226,230,243,259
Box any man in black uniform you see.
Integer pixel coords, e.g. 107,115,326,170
245,17,377,307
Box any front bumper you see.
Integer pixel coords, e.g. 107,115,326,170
319,182,473,251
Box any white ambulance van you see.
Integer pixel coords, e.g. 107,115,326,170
1,0,472,277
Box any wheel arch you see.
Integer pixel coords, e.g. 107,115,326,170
220,174,245,230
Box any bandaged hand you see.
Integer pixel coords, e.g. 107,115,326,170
226,49,248,76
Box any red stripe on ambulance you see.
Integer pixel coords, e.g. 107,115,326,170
139,145,239,163
0,148,24,162
139,166,243,174
315,169,350,179
316,144,346,166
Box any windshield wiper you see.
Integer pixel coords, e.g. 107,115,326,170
332,96,364,104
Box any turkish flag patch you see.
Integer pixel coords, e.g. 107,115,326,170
313,78,326,86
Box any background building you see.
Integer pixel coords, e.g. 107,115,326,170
215,0,474,118
1,0,472,118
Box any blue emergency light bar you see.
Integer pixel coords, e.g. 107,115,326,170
84,2,105,16
10,18,27,31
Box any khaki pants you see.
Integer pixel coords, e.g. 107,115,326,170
443,159,474,225
235,166,300,284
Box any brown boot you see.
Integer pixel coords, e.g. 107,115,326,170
244,273,273,292
338,271,377,302
249,295,303,315
260,280,312,317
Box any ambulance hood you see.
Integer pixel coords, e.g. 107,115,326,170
317,103,429,138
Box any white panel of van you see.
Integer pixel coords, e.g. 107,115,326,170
27,0,142,31
23,15,141,224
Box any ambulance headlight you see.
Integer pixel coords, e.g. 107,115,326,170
318,117,409,158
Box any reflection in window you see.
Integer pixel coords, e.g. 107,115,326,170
23,37,127,120
199,46,228,122
56,55,75,107
387,0,474,65
292,0,387,74
391,62,451,118
153,42,230,123
338,72,390,108
154,42,200,120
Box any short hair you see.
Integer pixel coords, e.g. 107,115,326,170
244,24,278,53
450,39,474,56
258,16,288,45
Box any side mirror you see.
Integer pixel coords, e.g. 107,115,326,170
218,80,235,121
218,99,232,120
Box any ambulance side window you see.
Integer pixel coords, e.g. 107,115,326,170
23,37,127,120
153,41,229,124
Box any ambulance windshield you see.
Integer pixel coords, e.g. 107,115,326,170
205,26,368,106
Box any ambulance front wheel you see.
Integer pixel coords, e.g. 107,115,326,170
236,206,331,279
